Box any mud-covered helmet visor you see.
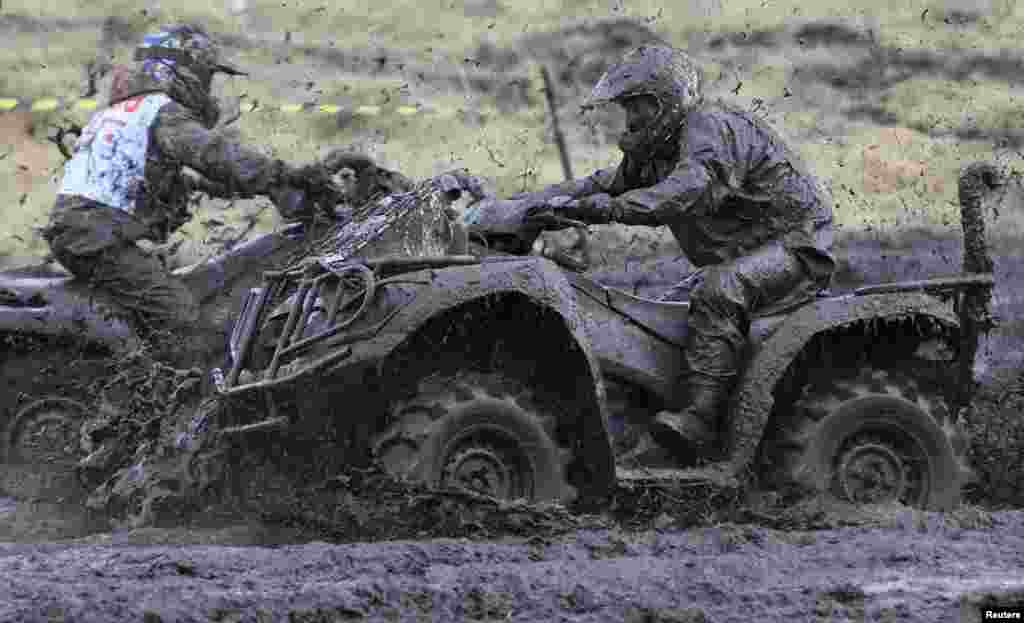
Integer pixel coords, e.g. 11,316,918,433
134,47,248,77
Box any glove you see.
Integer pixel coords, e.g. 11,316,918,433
286,162,337,193
269,186,310,221
522,195,572,222
285,162,347,216
564,193,615,224
524,193,615,225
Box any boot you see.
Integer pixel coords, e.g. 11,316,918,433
649,374,732,465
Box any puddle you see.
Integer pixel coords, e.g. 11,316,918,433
863,573,1024,599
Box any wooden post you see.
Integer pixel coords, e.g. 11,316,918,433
956,161,999,412
539,64,591,267
540,65,574,182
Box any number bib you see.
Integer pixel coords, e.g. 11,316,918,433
59,93,171,213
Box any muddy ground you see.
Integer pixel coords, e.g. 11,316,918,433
4,8,1024,623
0,500,1022,622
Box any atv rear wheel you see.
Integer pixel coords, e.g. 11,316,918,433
4,397,88,465
772,367,970,511
373,372,575,503
1,397,90,501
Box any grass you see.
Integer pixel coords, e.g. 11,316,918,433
1,1,1023,266
10,0,1022,57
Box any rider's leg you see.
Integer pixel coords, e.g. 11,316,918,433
75,242,200,328
649,243,811,464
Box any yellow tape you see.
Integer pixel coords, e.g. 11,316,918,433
0,97,452,118
31,98,59,112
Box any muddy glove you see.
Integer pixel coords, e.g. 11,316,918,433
323,150,417,204
269,185,311,221
523,195,597,228
559,193,617,225
284,162,347,219
287,162,342,196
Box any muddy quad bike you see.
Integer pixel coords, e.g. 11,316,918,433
0,154,427,489
196,163,1000,512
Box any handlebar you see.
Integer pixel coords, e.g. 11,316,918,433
524,211,588,231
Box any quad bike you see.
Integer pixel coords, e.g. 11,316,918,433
197,162,1000,513
0,156,471,493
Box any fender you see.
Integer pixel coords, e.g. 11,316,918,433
727,291,961,473
378,256,616,494
0,274,140,353
174,221,307,304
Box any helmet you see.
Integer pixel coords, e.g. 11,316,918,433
584,45,704,153
134,24,246,128
135,23,246,90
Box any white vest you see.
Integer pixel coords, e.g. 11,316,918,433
59,93,172,214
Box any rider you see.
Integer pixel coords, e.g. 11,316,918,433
509,44,836,463
44,22,343,331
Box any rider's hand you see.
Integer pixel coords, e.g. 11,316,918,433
569,193,614,223
287,162,339,194
523,195,575,222
285,162,347,216
269,185,311,221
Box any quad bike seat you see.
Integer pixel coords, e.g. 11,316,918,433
0,268,139,350
598,283,823,349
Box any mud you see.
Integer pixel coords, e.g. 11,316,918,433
0,506,1022,622
4,9,1024,623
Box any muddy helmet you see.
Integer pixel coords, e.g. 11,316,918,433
135,23,246,90
134,23,246,127
584,44,704,153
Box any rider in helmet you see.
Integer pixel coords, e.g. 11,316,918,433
509,44,836,463
45,23,344,331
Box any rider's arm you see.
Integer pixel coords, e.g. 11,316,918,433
604,159,717,226
152,101,292,198
510,167,622,201
569,113,729,226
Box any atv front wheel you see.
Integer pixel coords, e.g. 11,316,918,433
374,372,575,503
772,367,970,511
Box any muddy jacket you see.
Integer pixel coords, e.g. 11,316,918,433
524,99,836,283
47,64,292,255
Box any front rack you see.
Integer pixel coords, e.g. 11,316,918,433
211,254,523,396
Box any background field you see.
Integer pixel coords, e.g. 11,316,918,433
2,0,1024,263
1,0,1023,505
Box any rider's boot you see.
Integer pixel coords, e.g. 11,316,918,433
649,373,733,466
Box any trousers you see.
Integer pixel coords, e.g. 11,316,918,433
674,243,822,380
50,240,200,329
